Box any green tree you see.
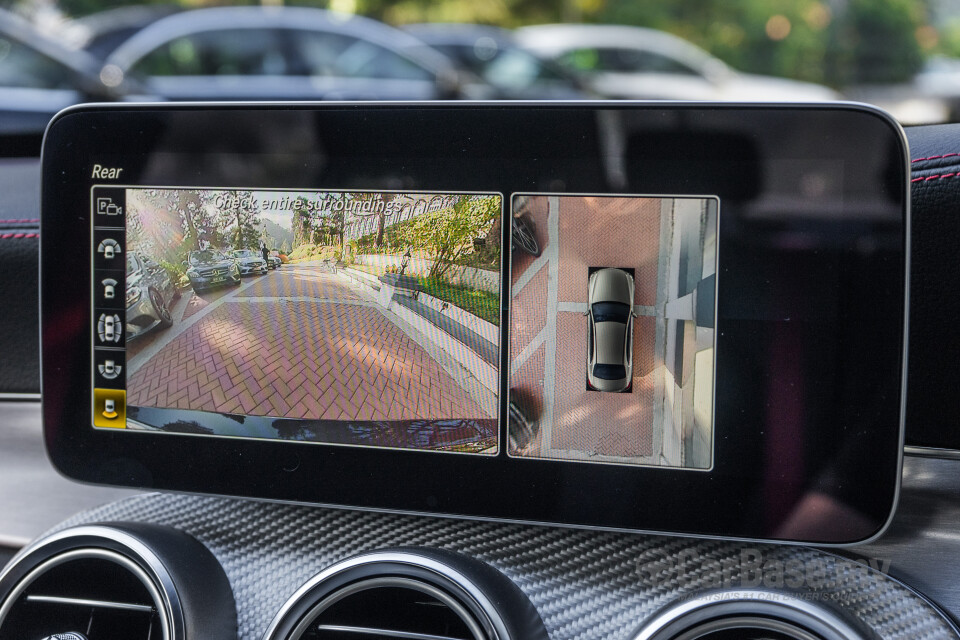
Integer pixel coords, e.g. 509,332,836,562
825,0,927,85
394,195,499,278
216,190,262,250
292,197,314,248
137,189,223,263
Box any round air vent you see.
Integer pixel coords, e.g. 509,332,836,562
265,549,548,640
0,523,235,640
633,590,872,640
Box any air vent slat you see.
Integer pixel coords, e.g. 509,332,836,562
26,595,155,613
0,549,164,640
315,623,470,640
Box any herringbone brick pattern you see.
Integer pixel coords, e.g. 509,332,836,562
553,312,654,457
558,196,660,306
127,300,486,421
510,262,548,359
237,266,360,300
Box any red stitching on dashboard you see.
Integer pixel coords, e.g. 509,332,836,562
0,218,39,223
912,153,960,162
911,173,960,182
0,233,38,239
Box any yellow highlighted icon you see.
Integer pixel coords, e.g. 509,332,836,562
94,389,126,428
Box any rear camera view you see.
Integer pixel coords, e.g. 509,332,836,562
114,188,502,454
508,195,717,469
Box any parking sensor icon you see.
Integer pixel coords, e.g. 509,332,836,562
97,238,122,260
97,313,122,343
102,399,118,419
98,359,122,380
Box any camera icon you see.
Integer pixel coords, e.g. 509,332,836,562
97,197,122,216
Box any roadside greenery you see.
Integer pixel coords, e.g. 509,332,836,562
392,196,500,279
418,277,500,326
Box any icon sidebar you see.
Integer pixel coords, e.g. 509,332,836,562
93,187,127,428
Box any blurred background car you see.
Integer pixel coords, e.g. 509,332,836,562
0,8,123,136
402,23,591,99
99,6,480,101
55,4,182,60
516,24,838,102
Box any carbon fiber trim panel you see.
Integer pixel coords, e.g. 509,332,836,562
45,494,957,640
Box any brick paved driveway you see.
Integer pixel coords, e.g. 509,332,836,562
127,265,488,423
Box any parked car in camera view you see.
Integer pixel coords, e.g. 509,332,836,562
229,249,268,276
100,6,476,101
186,249,240,292
586,267,637,393
516,24,838,102
125,251,180,340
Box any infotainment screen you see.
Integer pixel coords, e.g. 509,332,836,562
42,103,907,544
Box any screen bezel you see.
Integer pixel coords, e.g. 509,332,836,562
41,102,908,545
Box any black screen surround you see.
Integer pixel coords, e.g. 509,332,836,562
41,102,907,545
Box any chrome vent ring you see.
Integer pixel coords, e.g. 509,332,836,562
0,547,169,640
633,590,873,640
265,549,548,640
0,523,235,640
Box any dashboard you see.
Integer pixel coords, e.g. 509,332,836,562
0,105,958,640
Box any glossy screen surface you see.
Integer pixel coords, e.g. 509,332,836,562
42,103,907,544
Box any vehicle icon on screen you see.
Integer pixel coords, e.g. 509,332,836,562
97,238,122,260
102,278,118,299
102,399,117,419
97,313,122,343
98,360,122,380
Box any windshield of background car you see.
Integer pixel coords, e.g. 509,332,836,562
134,29,287,76
564,47,702,75
0,36,77,88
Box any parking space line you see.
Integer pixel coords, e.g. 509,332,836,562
540,196,561,453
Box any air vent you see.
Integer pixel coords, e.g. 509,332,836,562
665,616,823,640
266,550,548,640
0,523,236,640
633,591,870,640
0,548,166,640
292,576,485,640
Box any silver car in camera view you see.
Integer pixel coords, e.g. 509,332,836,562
586,267,637,392
125,251,180,340
229,249,268,276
